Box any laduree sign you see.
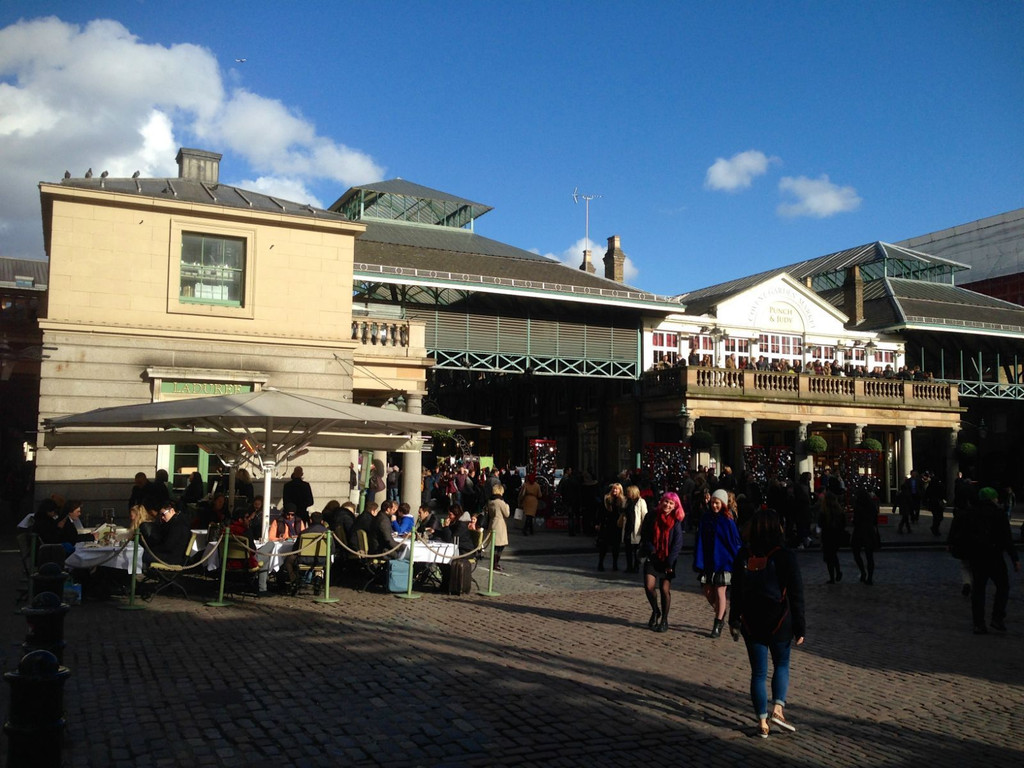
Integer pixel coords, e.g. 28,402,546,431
160,382,253,397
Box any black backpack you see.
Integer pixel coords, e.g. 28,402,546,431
740,547,789,635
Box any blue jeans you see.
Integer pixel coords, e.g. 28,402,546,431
745,636,792,719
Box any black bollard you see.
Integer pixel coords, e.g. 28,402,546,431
22,592,70,664
31,562,67,601
4,650,70,768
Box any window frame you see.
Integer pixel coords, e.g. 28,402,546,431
168,220,257,319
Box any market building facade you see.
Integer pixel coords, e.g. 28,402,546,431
11,150,1024,512
32,149,432,510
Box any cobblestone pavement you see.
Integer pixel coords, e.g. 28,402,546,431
2,532,1022,768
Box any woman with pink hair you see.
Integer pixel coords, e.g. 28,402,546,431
638,492,686,632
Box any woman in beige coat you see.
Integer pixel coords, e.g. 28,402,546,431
621,485,649,573
485,483,511,572
518,473,542,536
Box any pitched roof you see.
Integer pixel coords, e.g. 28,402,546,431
897,208,1024,285
821,277,1024,335
51,175,350,223
354,220,677,309
331,179,491,214
0,257,48,289
676,241,969,314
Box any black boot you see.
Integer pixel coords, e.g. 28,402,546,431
648,609,661,629
657,614,669,633
711,618,723,638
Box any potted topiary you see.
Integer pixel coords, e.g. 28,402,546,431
858,438,883,452
689,430,714,452
957,442,977,460
803,435,828,455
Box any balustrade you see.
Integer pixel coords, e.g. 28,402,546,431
351,319,411,348
642,366,957,409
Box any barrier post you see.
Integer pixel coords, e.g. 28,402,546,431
314,534,339,604
395,534,421,600
4,650,70,768
205,533,233,607
119,529,145,611
28,534,37,604
478,533,500,597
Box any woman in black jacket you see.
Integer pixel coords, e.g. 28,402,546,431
729,508,806,739
638,492,686,633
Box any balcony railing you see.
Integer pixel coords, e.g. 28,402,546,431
352,319,411,348
642,366,958,409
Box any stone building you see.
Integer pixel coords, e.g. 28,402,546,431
34,148,431,509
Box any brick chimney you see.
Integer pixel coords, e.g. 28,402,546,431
176,148,222,183
580,248,595,274
603,235,626,282
843,265,865,326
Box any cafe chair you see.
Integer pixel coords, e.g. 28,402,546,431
355,529,388,593
146,531,198,599
290,531,329,596
223,534,262,597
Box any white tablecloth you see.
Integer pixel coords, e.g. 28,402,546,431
201,538,297,573
396,539,458,564
66,542,146,575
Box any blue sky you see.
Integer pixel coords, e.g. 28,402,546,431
1,2,1021,294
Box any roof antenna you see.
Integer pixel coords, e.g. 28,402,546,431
572,187,602,273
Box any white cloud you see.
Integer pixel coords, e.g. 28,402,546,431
0,16,384,259
534,237,639,284
704,150,777,192
236,176,324,210
777,174,861,218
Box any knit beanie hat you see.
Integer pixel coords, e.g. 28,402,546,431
977,486,998,502
711,489,729,505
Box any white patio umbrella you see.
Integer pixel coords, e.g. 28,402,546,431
42,387,483,538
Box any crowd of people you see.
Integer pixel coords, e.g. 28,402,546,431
648,348,938,382
20,446,1021,740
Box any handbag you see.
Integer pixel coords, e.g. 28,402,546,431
616,513,626,529
514,508,524,521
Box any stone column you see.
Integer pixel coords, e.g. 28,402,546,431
401,394,424,507
851,423,866,447
901,425,914,482
679,405,695,439
347,448,361,505
371,451,388,507
742,418,755,447
797,421,813,479
945,426,959,509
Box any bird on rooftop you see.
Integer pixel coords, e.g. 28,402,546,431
64,170,70,179
100,170,109,179
84,168,93,178
132,170,140,178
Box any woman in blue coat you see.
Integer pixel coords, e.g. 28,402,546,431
694,488,743,638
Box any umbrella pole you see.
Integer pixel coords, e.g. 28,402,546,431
119,529,145,611
206,533,233,607
260,459,275,543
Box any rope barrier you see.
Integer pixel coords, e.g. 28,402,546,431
136,530,223,571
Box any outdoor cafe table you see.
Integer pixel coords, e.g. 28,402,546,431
394,538,458,564
201,537,298,572
65,541,145,574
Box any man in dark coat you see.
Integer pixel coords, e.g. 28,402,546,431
142,503,192,566
962,487,1020,634
282,466,314,522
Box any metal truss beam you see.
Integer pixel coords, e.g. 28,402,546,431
430,348,637,379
